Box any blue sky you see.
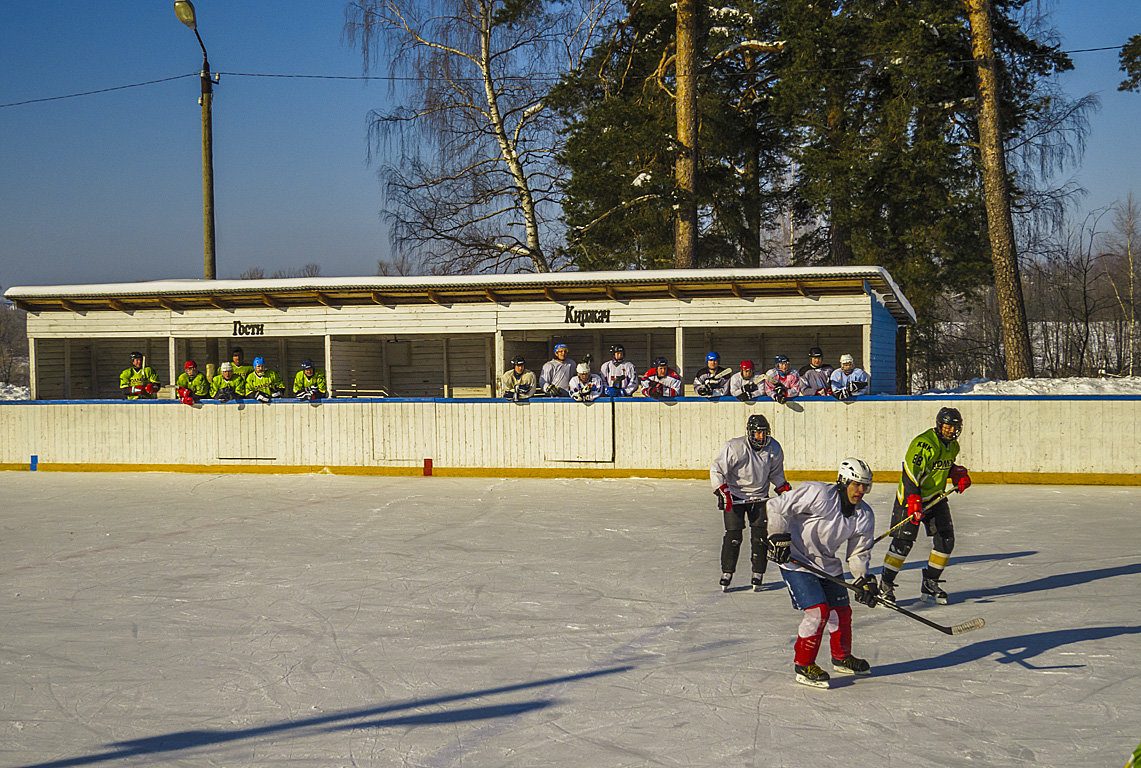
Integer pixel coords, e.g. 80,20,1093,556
1,0,1138,289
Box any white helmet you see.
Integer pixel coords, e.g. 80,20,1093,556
576,362,591,375
840,353,855,366
837,457,872,487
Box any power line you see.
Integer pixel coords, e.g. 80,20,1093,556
0,44,1126,110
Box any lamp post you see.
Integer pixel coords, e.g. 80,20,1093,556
174,0,217,280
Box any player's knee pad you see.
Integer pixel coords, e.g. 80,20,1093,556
933,530,955,554
888,538,914,559
723,529,743,546
798,604,828,638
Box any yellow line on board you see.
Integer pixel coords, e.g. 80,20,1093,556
0,463,1138,485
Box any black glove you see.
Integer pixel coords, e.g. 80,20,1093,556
767,532,791,564
771,384,787,404
743,381,757,394
696,384,711,397
504,390,515,400
217,389,233,403
545,384,559,397
714,484,732,513
853,574,879,607
834,387,850,400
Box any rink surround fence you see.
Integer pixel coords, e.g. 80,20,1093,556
0,396,1138,484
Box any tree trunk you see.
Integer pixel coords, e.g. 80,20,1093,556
674,0,697,269
965,0,1034,379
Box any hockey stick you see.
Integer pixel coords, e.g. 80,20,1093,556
788,558,985,636
872,489,957,545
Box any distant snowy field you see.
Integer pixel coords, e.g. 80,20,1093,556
3,377,1141,401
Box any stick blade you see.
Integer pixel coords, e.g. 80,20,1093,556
950,617,986,635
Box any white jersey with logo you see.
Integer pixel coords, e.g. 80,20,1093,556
569,373,604,402
640,369,683,397
709,436,787,503
694,366,732,396
767,481,874,579
600,359,638,395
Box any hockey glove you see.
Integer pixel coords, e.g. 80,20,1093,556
696,384,711,397
715,484,733,513
515,385,530,399
572,390,586,402
270,389,283,398
766,532,792,564
906,494,924,523
297,389,314,401
645,382,664,399
834,387,850,401
775,482,792,495
217,389,234,403
853,574,879,607
743,381,758,394
254,391,271,403
950,464,972,493
145,382,160,395
604,386,622,398
771,384,787,404
544,384,560,398
504,390,515,401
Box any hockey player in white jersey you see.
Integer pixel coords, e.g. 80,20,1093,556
729,360,764,401
600,344,637,397
640,357,683,398
798,346,834,396
710,414,792,592
766,458,879,689
569,362,604,403
829,354,870,400
693,352,732,398
539,343,576,397
763,354,801,404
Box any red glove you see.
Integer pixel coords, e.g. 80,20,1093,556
950,464,971,493
775,482,792,495
715,484,733,513
906,494,924,523
145,382,160,394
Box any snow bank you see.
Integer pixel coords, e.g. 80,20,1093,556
0,383,30,401
922,376,1141,396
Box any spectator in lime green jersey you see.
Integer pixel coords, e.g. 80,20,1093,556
175,360,209,404
292,359,327,400
210,362,247,401
246,357,286,403
119,351,160,399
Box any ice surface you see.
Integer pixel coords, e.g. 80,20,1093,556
1,473,1138,767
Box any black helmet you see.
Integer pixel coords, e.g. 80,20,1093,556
746,413,771,449
653,356,668,367
935,407,963,444
809,346,823,357
511,355,525,366
610,344,625,356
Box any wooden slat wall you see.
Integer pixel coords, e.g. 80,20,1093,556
2,398,1139,476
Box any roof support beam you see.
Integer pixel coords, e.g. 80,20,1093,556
729,282,742,298
108,299,128,313
795,281,818,300
208,297,228,311
158,298,181,312
261,294,282,310
60,300,81,314
427,290,442,305
484,289,502,304
605,286,620,301
370,291,392,308
315,292,333,307
667,283,680,300
544,287,560,302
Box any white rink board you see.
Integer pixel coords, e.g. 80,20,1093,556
0,396,1138,476
0,473,1137,767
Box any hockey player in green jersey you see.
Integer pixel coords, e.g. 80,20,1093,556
879,407,972,605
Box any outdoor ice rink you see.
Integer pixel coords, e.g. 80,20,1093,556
1,472,1138,768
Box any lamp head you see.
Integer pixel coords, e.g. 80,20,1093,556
174,0,198,31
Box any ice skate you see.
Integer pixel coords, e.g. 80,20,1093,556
921,572,948,605
719,572,733,592
794,663,830,689
751,573,765,592
831,655,871,676
878,580,896,605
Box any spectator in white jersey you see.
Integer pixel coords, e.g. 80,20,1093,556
829,354,870,400
539,343,576,397
694,352,733,399
640,357,683,399
569,362,604,403
729,360,763,401
798,346,834,396
501,356,538,401
600,344,638,397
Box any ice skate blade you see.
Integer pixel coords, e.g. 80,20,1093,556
921,593,948,605
795,674,830,689
831,665,871,676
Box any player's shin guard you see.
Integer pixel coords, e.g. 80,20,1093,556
828,606,853,660
793,604,829,666
721,530,743,574
925,548,951,581
749,526,768,575
881,538,914,585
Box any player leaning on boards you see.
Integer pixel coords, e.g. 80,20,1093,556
600,345,637,397
710,414,792,592
766,458,879,689
694,352,732,399
119,351,161,400
879,407,972,605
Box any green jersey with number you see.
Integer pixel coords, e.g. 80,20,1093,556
897,427,960,504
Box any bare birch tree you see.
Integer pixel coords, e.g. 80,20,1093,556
345,0,619,274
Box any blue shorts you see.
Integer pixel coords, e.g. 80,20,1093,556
780,567,851,611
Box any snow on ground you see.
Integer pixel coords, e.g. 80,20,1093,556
1,473,1138,767
0,383,29,400
923,376,1141,396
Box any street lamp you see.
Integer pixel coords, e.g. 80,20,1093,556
174,0,217,280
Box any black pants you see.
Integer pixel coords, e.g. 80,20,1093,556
884,498,956,579
720,501,768,574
